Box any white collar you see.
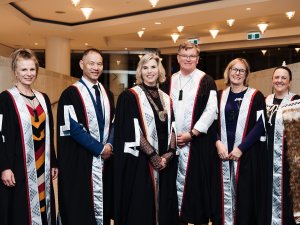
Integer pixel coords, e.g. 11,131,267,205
82,76,99,90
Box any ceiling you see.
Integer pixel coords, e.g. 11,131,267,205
0,0,299,54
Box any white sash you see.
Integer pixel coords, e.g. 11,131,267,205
266,92,295,225
219,87,256,225
170,69,206,214
73,81,111,225
8,87,52,225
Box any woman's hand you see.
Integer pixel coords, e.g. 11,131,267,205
228,147,243,161
1,169,16,187
216,140,228,160
52,168,59,180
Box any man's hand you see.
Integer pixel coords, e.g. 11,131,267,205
101,144,113,160
1,169,16,187
177,132,191,147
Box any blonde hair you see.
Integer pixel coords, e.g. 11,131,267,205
10,48,39,75
223,58,250,86
178,41,200,55
135,53,166,85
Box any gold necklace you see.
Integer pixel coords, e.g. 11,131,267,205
140,85,167,122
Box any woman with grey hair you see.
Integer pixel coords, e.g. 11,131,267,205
114,53,178,225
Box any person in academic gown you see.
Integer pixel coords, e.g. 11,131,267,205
265,66,300,225
169,42,218,225
0,48,57,225
211,58,267,225
57,48,114,225
114,53,179,225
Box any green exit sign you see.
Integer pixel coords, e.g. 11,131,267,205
247,32,261,40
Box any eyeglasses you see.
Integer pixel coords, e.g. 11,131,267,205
231,67,246,75
178,54,199,60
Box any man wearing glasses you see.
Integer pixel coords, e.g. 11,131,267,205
169,42,217,225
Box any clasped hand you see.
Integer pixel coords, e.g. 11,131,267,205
216,140,242,161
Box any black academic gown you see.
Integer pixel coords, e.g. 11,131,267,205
265,94,300,225
57,85,114,225
211,88,267,225
114,88,178,225
169,73,217,224
0,90,57,225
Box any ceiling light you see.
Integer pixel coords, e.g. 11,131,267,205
71,0,80,7
155,22,162,25
142,27,146,30
124,48,128,50
209,29,219,39
170,33,180,43
177,26,184,32
149,0,159,7
227,19,235,27
261,50,267,55
81,7,93,20
85,43,89,46
286,11,295,19
257,23,268,34
295,48,300,53
137,30,144,38
34,42,38,46
246,7,251,11
116,60,121,65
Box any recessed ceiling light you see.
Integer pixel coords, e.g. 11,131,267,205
155,22,162,25
85,43,89,46
246,7,251,11
124,48,128,50
55,11,66,14
34,43,38,46
142,27,146,30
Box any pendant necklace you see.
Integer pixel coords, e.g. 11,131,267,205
16,86,40,122
179,73,193,101
140,85,167,122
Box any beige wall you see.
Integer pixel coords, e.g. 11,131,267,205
0,44,13,57
216,62,300,96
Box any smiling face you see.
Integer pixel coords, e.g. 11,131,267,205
80,51,103,84
15,58,37,88
177,48,199,75
141,59,159,86
272,68,291,97
229,61,247,87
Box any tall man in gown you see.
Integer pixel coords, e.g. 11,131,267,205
57,48,115,225
169,42,218,225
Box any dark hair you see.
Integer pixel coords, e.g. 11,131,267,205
10,48,39,74
82,48,102,60
273,66,292,81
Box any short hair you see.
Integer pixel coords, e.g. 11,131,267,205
136,53,166,85
82,48,102,60
223,58,250,86
10,48,39,74
273,66,292,81
177,41,200,55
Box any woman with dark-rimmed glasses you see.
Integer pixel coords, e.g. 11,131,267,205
211,58,266,225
